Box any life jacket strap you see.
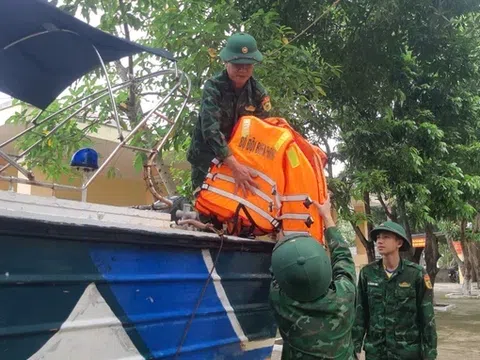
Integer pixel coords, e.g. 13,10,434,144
206,172,277,211
282,231,311,236
211,158,277,188
229,203,280,237
201,184,280,228
278,213,314,228
280,195,313,208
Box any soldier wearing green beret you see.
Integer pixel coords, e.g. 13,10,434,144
270,196,357,359
352,221,437,360
187,32,272,196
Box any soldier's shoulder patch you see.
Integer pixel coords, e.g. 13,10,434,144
424,274,433,289
261,96,272,111
399,281,411,288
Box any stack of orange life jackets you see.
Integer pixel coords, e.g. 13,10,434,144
194,115,328,244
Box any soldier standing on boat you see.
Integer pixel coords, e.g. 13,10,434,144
352,221,438,359
187,32,272,196
269,195,357,359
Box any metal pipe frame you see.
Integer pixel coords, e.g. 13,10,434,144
153,71,191,154
82,71,186,189
0,69,186,176
0,174,80,191
0,69,176,151
143,71,192,204
0,28,191,193
0,149,33,180
0,69,189,191
91,44,124,142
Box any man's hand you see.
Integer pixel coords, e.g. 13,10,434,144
314,195,336,229
223,155,258,197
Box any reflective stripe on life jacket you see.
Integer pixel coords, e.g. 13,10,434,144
194,115,328,243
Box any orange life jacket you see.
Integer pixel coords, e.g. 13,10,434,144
264,117,328,241
194,116,328,243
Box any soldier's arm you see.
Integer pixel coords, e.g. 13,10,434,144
417,270,438,360
352,268,369,354
199,81,231,160
325,226,356,285
314,198,356,285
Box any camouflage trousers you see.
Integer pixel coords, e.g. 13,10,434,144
191,166,208,192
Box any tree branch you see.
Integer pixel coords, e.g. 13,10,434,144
351,221,369,248
378,193,394,220
118,0,138,125
320,135,334,178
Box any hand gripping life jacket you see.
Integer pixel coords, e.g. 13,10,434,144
194,115,328,243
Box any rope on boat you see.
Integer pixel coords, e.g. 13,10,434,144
174,230,225,358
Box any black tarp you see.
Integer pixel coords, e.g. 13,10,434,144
0,0,175,110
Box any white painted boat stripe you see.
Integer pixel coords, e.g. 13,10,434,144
241,338,276,351
201,249,248,343
273,344,283,352
28,283,145,360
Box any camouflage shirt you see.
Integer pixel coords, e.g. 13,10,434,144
352,259,437,360
269,227,357,360
187,70,270,187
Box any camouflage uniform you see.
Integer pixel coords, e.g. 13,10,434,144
269,227,357,359
352,258,438,359
187,69,270,190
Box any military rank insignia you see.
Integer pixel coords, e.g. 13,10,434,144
262,96,272,111
424,274,433,289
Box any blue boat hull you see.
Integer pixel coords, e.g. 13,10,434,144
0,215,277,359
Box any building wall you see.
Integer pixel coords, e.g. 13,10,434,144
83,175,155,206
0,115,176,207
0,161,18,192
10,168,162,207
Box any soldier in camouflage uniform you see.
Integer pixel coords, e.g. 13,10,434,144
270,196,357,359
352,221,437,360
187,32,271,194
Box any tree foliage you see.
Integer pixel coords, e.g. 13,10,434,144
234,0,480,282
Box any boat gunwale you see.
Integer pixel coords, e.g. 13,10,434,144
0,214,276,253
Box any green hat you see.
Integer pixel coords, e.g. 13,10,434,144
219,32,263,64
370,221,411,251
271,234,332,302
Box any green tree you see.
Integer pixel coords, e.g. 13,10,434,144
235,0,480,288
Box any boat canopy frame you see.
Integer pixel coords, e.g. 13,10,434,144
0,0,191,207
